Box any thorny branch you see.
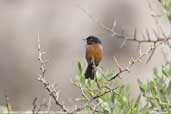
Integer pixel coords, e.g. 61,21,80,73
109,39,167,81
77,3,171,81
36,33,72,114
32,97,38,114
147,0,171,65
78,4,171,63
109,51,146,81
78,5,170,41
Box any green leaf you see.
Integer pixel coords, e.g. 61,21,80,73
0,106,7,113
138,80,146,95
162,66,170,78
134,94,141,108
149,81,156,96
79,75,85,84
77,61,86,83
98,98,111,113
166,80,171,99
77,61,83,75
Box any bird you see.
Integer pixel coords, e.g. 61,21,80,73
83,36,103,80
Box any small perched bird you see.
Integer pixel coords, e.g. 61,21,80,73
83,36,103,80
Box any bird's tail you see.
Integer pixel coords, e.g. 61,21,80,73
84,63,96,80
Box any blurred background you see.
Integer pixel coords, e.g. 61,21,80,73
0,0,170,110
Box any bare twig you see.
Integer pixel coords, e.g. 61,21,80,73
77,5,171,44
47,96,52,112
146,0,171,63
37,33,47,78
109,31,171,80
107,1,171,80
32,97,38,114
109,45,159,81
146,44,156,63
109,56,129,81
111,35,170,81
36,33,72,114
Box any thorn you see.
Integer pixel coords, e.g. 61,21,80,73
113,56,122,71
146,47,156,63
42,52,46,55
146,28,151,41
133,28,137,40
152,28,160,40
120,39,127,48
142,33,147,40
112,20,117,31
139,48,142,57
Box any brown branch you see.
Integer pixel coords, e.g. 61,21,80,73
32,97,38,114
146,44,156,63
77,5,171,44
109,46,155,81
109,34,171,81
36,33,72,114
146,0,171,63
37,33,47,78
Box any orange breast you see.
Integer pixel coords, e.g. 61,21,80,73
86,44,103,66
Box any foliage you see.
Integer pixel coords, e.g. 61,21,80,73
160,0,171,21
138,65,171,114
74,62,171,114
74,61,143,114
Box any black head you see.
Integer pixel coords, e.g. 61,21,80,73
85,36,102,45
